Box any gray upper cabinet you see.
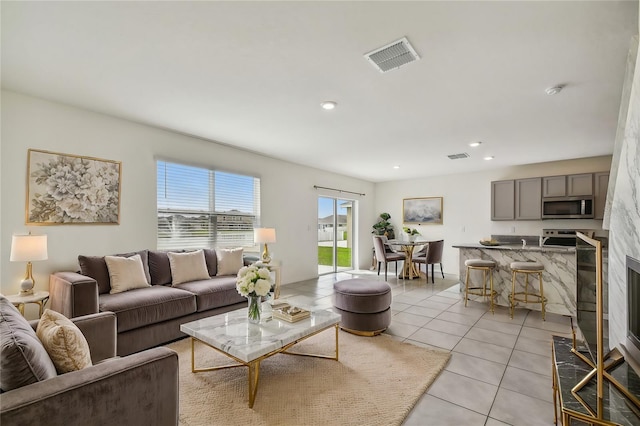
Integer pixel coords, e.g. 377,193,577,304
515,178,542,220
594,172,609,220
542,173,594,197
567,173,593,196
491,180,515,220
543,175,567,197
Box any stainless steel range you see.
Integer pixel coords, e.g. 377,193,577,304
542,229,595,246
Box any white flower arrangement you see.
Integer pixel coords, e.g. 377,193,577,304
236,265,273,298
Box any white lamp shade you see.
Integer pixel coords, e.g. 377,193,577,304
10,234,48,262
254,228,276,244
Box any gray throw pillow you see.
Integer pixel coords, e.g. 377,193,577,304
0,296,57,392
79,250,151,294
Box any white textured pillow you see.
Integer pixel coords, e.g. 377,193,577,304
216,248,244,276
167,250,210,285
105,254,151,294
36,309,92,374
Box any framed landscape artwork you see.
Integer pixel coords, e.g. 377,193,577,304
26,149,122,225
403,197,443,225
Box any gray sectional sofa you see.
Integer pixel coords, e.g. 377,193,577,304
49,249,248,356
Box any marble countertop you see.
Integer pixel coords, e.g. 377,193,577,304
453,243,576,253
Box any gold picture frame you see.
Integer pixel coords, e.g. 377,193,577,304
403,197,443,225
26,149,122,225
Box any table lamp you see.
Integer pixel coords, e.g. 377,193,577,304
10,233,48,295
254,228,276,264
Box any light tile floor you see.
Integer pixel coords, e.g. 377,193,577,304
277,270,573,426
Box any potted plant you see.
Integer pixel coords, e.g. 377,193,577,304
372,212,395,239
403,227,420,242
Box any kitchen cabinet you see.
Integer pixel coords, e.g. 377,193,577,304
567,173,593,196
542,173,594,197
491,180,514,220
594,172,609,220
515,177,542,220
543,176,567,197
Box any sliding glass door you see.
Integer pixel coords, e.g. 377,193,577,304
318,197,354,274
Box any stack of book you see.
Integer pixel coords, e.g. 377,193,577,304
272,303,310,323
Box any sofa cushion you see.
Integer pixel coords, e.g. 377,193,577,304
36,309,92,374
99,286,196,332
0,296,57,391
149,250,218,285
79,250,151,294
168,250,210,285
105,254,152,294
173,277,246,312
216,248,244,276
203,249,218,277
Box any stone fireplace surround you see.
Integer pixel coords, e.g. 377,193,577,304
605,33,640,351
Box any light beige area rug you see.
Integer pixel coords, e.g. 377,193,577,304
167,329,450,426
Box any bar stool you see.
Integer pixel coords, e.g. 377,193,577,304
510,261,546,320
464,259,497,313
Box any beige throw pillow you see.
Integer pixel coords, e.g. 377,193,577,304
216,248,244,276
36,309,92,374
167,250,210,285
105,254,151,294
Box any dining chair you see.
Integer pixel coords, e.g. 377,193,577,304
379,235,400,254
373,236,406,281
413,239,444,284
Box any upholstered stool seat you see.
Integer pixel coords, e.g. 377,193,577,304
465,259,496,268
509,261,546,320
510,261,544,271
464,258,497,313
333,279,392,336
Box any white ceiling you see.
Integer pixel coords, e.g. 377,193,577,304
2,1,638,182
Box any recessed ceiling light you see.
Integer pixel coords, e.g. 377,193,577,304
545,86,563,95
320,101,337,110
469,141,482,147
393,165,400,169
484,156,495,161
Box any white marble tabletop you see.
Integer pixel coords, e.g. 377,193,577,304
388,239,429,247
180,307,340,363
4,290,50,304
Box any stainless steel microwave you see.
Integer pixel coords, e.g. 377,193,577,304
542,196,594,219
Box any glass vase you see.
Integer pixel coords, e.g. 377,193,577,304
247,295,262,324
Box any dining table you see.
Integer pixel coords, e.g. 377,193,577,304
387,240,429,279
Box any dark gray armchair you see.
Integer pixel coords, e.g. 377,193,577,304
0,306,179,426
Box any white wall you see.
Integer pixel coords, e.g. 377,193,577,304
375,155,612,276
0,90,376,298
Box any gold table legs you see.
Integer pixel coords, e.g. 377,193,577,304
190,323,340,408
13,296,49,317
399,246,420,279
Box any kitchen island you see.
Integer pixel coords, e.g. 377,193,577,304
452,243,576,316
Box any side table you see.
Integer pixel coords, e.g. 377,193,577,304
5,290,50,317
254,261,282,299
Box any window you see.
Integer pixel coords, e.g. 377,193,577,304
157,161,260,250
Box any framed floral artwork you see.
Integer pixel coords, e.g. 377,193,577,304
403,197,443,225
26,149,121,225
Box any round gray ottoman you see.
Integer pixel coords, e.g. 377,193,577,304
333,278,392,336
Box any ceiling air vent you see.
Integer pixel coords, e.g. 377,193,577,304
364,37,420,73
448,153,470,160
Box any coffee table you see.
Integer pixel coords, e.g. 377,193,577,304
180,307,341,408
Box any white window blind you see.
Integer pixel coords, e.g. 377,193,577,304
157,161,261,250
